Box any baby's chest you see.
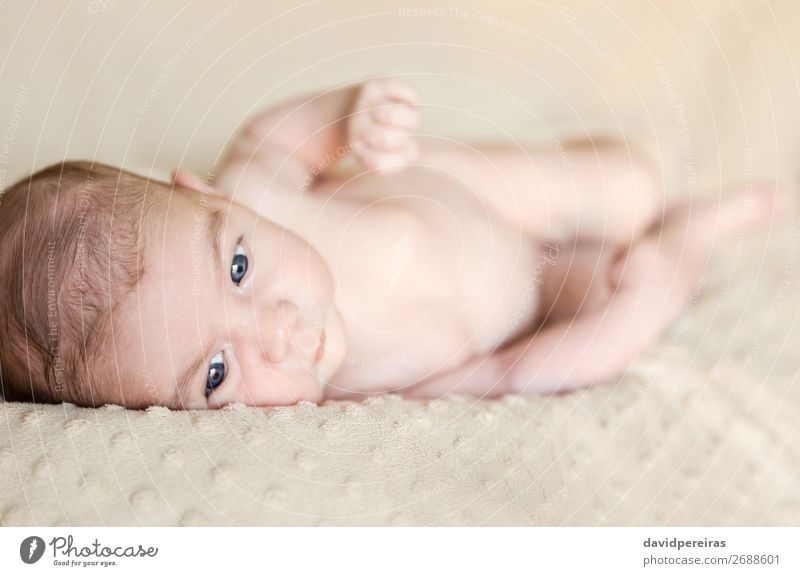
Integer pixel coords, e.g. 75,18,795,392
323,170,544,390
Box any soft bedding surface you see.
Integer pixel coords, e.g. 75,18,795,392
1,220,799,525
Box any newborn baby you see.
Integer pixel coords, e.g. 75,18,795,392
0,77,791,409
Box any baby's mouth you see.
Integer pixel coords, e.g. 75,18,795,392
314,329,326,363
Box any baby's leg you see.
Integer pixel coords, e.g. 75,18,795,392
647,184,795,282
509,184,795,394
405,184,794,399
416,137,662,244
403,233,681,399
540,180,797,327
403,234,681,399
503,241,685,393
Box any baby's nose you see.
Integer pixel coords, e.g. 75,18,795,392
262,300,299,364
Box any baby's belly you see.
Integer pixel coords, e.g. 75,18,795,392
316,167,544,396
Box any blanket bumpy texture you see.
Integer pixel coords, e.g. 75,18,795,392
1,0,799,525
2,222,799,525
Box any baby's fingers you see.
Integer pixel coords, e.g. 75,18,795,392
361,125,413,150
358,140,418,174
366,78,420,107
371,104,420,130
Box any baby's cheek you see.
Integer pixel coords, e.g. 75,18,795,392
231,370,323,407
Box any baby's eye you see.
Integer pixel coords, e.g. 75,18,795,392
231,243,248,285
206,351,226,396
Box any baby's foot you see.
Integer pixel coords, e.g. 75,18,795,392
638,184,797,284
664,184,795,242
712,183,794,234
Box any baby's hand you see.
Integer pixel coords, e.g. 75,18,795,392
347,77,420,174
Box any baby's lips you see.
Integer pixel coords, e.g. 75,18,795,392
314,330,326,363
288,325,324,365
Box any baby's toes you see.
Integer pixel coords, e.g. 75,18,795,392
737,184,795,227
695,184,794,241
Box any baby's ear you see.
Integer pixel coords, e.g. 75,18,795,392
171,169,211,193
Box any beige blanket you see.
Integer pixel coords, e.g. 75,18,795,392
1,0,799,525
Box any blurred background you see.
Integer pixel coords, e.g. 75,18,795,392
1,0,799,198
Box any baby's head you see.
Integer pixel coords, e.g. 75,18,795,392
0,161,346,409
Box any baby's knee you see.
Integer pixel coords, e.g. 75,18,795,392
590,139,662,243
619,151,662,238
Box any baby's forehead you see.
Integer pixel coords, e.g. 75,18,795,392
162,186,206,217
114,191,220,336
143,191,211,249
107,244,211,408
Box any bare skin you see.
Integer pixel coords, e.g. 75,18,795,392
118,76,794,409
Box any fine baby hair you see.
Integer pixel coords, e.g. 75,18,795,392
0,161,167,406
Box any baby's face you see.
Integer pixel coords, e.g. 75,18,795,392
106,186,347,409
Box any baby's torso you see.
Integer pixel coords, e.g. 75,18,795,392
261,166,546,396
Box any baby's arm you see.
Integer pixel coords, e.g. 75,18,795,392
505,256,687,395
416,137,661,244
209,77,419,210
210,83,358,207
